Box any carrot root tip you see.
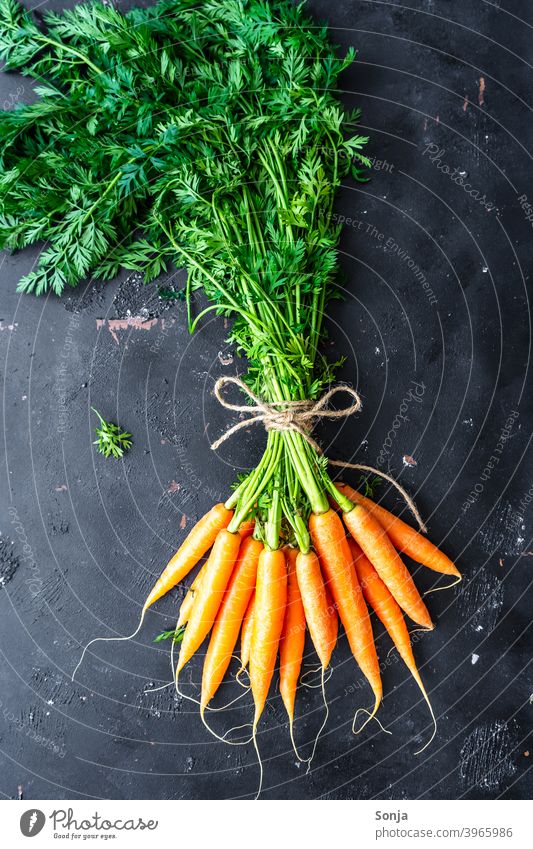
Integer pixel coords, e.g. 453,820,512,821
423,573,463,596
352,699,390,737
306,665,330,774
252,724,264,801
200,707,253,746
71,611,146,682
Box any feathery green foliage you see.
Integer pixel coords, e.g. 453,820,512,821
0,0,369,545
91,407,132,459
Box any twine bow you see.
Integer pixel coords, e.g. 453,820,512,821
210,375,427,532
210,375,362,454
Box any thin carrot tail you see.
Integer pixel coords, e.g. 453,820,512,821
252,720,264,801
306,665,330,775
199,704,253,746
424,573,463,596
352,691,390,737
410,668,438,755
71,609,146,682
288,717,307,764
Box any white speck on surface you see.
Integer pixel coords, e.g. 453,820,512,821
218,350,234,366
375,346,380,354
462,417,473,426
471,653,480,665
482,266,488,273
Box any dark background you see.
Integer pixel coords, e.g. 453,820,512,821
0,0,531,800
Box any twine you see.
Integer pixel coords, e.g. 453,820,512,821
211,375,426,532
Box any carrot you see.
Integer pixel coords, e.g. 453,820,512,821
176,528,242,674
145,503,233,611
249,547,287,727
295,549,337,669
177,566,205,629
200,536,262,710
309,509,382,719
238,518,255,539
342,504,433,629
279,548,306,728
179,520,254,629
349,539,436,751
337,483,460,578
239,591,255,671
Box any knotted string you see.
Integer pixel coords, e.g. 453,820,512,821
210,375,426,532
210,375,362,454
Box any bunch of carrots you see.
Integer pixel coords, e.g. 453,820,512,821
75,477,460,772
0,0,463,782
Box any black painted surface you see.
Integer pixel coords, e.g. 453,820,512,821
0,0,531,800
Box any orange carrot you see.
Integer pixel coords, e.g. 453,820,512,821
309,510,382,716
337,483,460,578
201,536,262,710
176,528,242,674
279,548,306,727
239,591,255,670
349,539,436,748
177,566,205,629
296,549,337,669
145,503,233,611
343,504,433,629
238,518,255,539
249,548,287,727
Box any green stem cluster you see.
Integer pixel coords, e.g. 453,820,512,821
195,144,343,551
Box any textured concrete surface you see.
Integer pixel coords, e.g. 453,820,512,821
0,0,532,800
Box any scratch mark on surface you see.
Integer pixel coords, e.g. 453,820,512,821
460,721,516,789
478,500,524,556
96,317,159,345
463,97,469,112
0,536,20,587
478,77,486,106
457,567,504,635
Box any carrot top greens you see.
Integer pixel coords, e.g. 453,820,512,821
0,0,370,549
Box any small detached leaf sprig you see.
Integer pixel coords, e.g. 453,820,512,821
154,627,185,645
91,407,132,459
